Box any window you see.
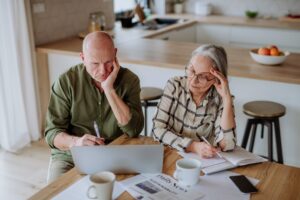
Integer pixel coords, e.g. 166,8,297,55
114,0,136,13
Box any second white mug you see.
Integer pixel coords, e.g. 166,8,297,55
86,171,116,200
174,158,202,186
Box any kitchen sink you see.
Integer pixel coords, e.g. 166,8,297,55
136,18,188,30
153,18,179,25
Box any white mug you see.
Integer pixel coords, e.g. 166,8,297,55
174,158,201,186
86,171,116,200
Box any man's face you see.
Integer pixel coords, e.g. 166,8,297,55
82,47,116,82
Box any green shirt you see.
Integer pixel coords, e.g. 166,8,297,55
45,64,144,161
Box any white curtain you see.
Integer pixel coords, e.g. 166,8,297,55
0,0,40,152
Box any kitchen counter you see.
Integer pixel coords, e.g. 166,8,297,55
115,39,300,85
37,18,300,84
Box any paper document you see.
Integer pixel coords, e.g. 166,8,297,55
220,146,267,166
179,146,267,175
120,173,204,200
52,175,124,200
194,171,259,200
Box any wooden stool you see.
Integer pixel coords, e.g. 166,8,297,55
140,87,163,136
241,101,286,163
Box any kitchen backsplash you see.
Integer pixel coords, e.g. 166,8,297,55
185,0,300,18
31,0,114,45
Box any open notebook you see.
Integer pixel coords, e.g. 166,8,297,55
179,146,267,175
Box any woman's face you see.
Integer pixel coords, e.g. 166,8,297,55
186,55,216,95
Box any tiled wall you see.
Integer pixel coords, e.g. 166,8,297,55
30,0,114,45
185,0,300,18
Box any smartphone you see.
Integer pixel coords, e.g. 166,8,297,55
229,175,258,193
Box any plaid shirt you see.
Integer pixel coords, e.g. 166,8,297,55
152,76,236,152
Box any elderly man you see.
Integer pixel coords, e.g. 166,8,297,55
45,31,144,183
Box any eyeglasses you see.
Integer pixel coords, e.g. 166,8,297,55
185,66,215,84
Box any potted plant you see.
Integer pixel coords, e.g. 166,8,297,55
174,0,184,14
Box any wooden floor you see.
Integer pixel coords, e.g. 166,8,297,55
0,140,50,200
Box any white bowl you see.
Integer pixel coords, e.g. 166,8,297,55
249,49,290,65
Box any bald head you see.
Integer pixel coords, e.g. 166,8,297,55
81,31,117,83
82,31,115,54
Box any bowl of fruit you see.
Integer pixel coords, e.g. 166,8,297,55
249,45,290,65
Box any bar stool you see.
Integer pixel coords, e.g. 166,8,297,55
140,87,163,136
241,101,286,163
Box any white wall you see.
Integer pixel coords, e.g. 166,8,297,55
185,0,300,18
31,0,114,45
229,77,300,167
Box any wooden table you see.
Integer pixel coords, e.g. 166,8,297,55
29,135,300,200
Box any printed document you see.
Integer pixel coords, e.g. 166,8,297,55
51,175,124,200
120,173,204,200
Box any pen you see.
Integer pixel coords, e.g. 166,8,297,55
93,121,101,138
201,136,223,158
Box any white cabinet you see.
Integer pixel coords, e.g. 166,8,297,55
197,24,231,46
48,53,81,86
229,77,300,168
169,25,197,42
229,26,300,52
152,31,172,41
152,23,300,52
152,25,197,43
197,24,300,52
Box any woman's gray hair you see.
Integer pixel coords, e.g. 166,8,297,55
189,44,228,78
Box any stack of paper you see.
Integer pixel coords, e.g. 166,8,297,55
51,175,124,200
120,173,205,200
194,171,259,200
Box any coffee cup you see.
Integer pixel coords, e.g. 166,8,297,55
173,158,201,186
86,171,116,200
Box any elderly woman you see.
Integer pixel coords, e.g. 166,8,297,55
152,44,236,158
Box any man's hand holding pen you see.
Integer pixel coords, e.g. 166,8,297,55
68,121,105,148
73,134,105,147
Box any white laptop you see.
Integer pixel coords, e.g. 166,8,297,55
71,144,164,174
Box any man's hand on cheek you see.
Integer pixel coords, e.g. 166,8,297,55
101,57,120,92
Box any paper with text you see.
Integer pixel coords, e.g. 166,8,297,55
52,175,124,200
120,173,204,200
